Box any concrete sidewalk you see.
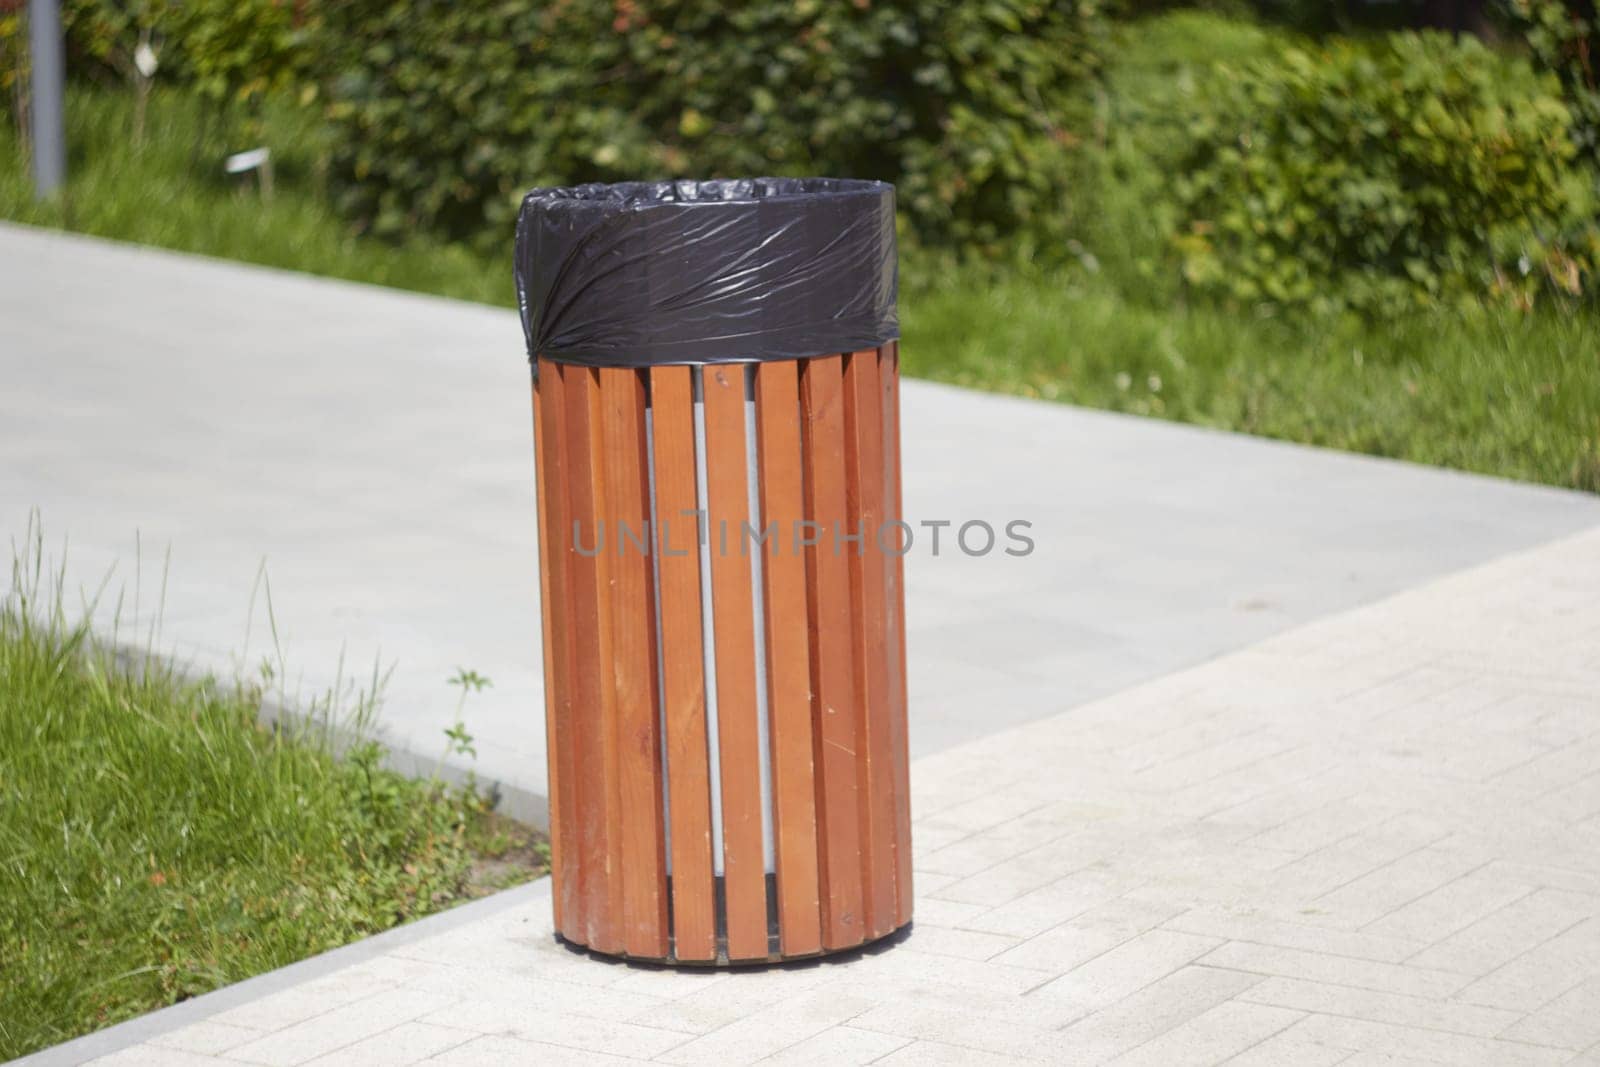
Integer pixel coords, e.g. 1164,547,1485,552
26,524,1600,1066
4,220,1600,815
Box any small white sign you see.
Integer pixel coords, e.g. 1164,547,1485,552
134,40,159,79
224,147,271,175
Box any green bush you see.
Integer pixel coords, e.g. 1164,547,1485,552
1507,0,1600,172
1169,31,1594,313
320,0,1113,256
58,0,308,107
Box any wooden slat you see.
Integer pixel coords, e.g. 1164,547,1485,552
843,349,897,940
754,360,823,957
650,366,717,961
703,364,770,960
534,359,580,935
531,366,562,931
880,344,914,925
800,354,865,950
599,367,669,959
562,364,623,955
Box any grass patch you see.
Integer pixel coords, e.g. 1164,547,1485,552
0,540,548,1060
903,274,1600,492
3,77,1596,492
0,88,508,305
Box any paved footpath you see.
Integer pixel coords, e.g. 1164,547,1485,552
26,525,1600,1066
5,222,1600,820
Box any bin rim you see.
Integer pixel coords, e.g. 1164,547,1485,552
515,176,899,369
520,177,894,215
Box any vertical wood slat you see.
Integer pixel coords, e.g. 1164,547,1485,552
842,349,898,940
535,360,581,934
881,344,914,925
754,359,824,957
650,365,718,961
599,367,670,959
703,364,770,961
800,354,865,950
530,369,563,931
562,365,623,956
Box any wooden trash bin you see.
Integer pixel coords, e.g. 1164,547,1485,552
517,180,911,964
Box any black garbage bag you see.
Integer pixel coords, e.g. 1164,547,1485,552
514,178,898,370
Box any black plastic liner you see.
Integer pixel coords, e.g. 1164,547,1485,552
514,178,898,370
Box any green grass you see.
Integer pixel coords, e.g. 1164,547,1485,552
3,72,1597,492
0,539,547,1060
903,275,1600,492
0,88,508,305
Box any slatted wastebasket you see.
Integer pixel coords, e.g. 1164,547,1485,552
516,179,911,964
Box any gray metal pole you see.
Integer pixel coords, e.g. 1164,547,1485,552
29,0,66,199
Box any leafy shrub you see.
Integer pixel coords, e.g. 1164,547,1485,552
1170,31,1594,313
59,0,309,108
57,0,167,87
321,0,1114,256
1072,10,1296,296
1507,0,1600,172
1,0,25,142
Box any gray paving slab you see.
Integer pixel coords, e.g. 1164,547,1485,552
4,220,1599,811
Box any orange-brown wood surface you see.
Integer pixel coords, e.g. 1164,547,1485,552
800,355,865,950
598,367,670,959
534,362,580,932
562,365,622,956
702,365,770,961
650,366,717,962
530,374,563,930
533,350,910,964
881,344,915,924
754,359,824,957
843,349,898,939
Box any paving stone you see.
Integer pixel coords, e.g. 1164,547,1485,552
653,989,875,1066
901,924,1022,961
990,897,1183,974
956,868,1136,940
1498,976,1600,1050
404,966,667,1023
420,1033,647,1066
419,1000,688,1058
872,1040,1044,1065
1200,942,1468,1000
209,970,401,1033
1287,1013,1571,1067
625,966,835,1035
1405,889,1599,978
1029,931,1223,1020
1222,1028,1354,1067
1101,1000,1303,1066
1361,872,1535,946
148,1020,264,1056
302,1022,473,1066
224,990,454,1067
1308,848,1486,929
760,1025,911,1065
1052,964,1264,1064
1453,915,1600,1013
849,1000,1075,1061
1238,976,1520,1037
1160,910,1426,964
